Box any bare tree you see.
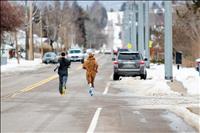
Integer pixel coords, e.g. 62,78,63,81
0,1,24,42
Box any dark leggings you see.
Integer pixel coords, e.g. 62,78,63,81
59,75,68,94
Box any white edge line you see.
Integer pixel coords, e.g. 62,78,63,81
87,108,102,133
103,82,111,95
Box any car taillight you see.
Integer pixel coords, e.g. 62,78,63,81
139,60,145,65
113,61,118,64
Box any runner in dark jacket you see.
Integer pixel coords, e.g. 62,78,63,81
54,52,71,95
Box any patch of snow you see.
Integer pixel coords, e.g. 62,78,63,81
161,110,197,132
112,77,180,97
168,106,200,131
146,64,200,96
1,58,47,73
173,66,200,95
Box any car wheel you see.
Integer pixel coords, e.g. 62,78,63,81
140,71,147,80
113,73,119,80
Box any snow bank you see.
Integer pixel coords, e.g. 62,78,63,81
112,77,180,97
173,66,200,95
147,64,200,96
1,58,46,73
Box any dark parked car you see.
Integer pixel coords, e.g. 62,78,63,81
113,51,147,80
42,52,58,64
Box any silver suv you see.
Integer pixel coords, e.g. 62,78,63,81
113,51,147,80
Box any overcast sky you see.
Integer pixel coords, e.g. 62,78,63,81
15,1,162,11
76,1,126,10
76,1,162,10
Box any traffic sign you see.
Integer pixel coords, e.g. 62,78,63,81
127,43,132,49
149,40,153,48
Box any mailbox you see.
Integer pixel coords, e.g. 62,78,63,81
176,51,182,64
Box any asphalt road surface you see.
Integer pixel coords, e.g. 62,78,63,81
1,54,197,133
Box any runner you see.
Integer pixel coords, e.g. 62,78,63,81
83,52,98,96
54,52,71,96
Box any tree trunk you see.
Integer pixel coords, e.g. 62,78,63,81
14,32,20,64
29,1,34,60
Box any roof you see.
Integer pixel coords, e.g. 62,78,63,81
118,51,140,54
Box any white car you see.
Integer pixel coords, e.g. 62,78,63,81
104,49,112,54
68,48,84,63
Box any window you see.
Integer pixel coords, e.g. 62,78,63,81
69,50,81,54
118,53,141,60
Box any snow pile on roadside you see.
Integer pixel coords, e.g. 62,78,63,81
1,58,46,73
173,66,200,95
112,77,180,96
168,106,200,131
149,64,200,95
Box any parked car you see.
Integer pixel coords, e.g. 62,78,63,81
196,58,200,71
42,52,58,64
113,51,147,80
68,48,84,63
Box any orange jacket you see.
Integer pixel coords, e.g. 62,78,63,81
83,54,98,83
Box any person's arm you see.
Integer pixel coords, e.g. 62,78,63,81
83,61,87,69
54,58,60,72
95,61,98,73
54,64,60,72
66,59,71,68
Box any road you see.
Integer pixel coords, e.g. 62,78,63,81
1,54,197,133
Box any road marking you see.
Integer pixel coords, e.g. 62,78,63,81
20,75,58,92
103,82,111,95
87,108,102,133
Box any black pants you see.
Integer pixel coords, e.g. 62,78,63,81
59,75,68,94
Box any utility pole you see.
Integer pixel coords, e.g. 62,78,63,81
138,1,144,55
164,1,173,80
131,1,137,51
29,1,34,60
125,2,129,47
128,2,132,45
145,1,150,68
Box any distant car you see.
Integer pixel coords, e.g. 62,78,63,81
42,52,58,64
113,51,147,80
104,49,112,54
196,58,200,71
68,48,84,63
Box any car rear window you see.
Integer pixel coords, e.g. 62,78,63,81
118,49,129,52
118,53,141,60
69,50,81,54
45,53,55,57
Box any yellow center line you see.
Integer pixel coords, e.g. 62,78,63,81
20,74,58,92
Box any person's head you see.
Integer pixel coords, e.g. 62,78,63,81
61,52,65,57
